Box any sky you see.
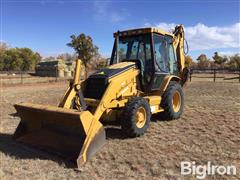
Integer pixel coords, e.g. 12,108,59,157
1,0,240,60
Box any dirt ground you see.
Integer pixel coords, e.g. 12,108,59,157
0,80,239,180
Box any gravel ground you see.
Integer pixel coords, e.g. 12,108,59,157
0,81,239,180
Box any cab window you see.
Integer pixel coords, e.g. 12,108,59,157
165,36,178,75
153,34,169,73
110,34,152,67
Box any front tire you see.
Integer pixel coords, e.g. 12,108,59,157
160,81,184,120
121,97,151,137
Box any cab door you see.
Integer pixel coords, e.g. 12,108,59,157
151,34,178,90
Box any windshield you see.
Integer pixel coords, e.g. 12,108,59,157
110,34,152,65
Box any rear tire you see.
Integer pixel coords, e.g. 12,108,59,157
160,81,184,120
121,97,151,137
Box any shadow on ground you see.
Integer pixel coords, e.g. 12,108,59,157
0,133,79,168
0,126,128,168
0,113,168,168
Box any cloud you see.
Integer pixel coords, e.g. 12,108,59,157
93,1,128,23
145,22,240,51
219,51,240,56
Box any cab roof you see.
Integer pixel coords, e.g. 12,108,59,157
113,27,174,38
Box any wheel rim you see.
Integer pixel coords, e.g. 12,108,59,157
172,90,181,112
135,107,146,128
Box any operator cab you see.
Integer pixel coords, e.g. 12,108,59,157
110,27,179,92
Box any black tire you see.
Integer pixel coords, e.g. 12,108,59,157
121,97,151,137
160,81,184,120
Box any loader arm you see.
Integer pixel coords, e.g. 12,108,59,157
58,59,86,110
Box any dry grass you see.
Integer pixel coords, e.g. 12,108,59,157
0,80,239,179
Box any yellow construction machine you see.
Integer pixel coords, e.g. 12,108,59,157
13,25,189,168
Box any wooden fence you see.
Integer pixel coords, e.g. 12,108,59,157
0,71,68,85
1,68,240,85
189,68,240,82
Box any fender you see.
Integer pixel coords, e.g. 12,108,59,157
159,75,181,94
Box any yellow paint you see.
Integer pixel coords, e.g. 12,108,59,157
114,27,173,37
14,24,187,168
159,75,181,94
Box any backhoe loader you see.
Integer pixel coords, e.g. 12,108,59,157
13,25,189,168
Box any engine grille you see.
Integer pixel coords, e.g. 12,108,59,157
84,75,108,99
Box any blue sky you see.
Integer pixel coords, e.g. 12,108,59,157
1,0,240,59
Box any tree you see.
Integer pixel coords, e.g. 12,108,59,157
18,48,41,70
0,47,41,71
227,54,240,69
67,33,99,79
91,53,107,69
184,55,193,67
0,42,9,52
196,54,208,62
197,60,211,69
190,61,198,69
43,56,56,62
196,54,210,69
57,53,77,62
0,58,3,70
212,52,227,67
0,42,9,70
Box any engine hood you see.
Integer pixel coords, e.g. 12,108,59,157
85,62,137,99
91,62,136,79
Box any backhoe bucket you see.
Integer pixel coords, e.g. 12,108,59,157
13,102,106,168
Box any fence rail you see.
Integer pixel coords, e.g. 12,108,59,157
189,68,240,82
0,70,35,74
0,71,69,85
1,68,240,85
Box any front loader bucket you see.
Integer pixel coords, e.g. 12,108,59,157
13,102,106,168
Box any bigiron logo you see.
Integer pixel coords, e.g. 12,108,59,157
180,161,237,179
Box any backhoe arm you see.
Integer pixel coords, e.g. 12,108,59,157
173,25,189,85
173,25,185,72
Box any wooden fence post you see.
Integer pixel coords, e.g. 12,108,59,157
213,69,216,82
